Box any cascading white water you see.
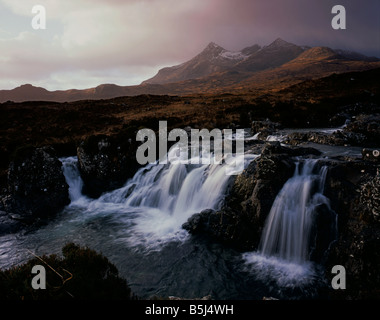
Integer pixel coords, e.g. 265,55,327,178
60,150,257,248
259,159,329,263
60,156,85,204
243,159,332,287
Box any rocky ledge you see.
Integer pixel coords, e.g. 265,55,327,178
77,132,141,198
286,114,380,148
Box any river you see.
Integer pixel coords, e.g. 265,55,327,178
0,127,360,299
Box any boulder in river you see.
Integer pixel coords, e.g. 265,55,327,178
251,120,283,140
0,146,69,221
77,133,141,198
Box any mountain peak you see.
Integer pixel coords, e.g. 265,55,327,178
206,42,222,49
141,37,380,87
268,38,295,48
202,42,225,54
14,84,47,92
18,84,34,88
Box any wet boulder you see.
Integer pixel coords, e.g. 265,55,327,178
1,146,69,221
251,120,283,140
182,209,216,234
77,133,141,198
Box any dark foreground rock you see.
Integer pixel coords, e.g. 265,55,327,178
0,146,69,222
0,243,133,300
77,133,141,198
301,158,380,299
324,165,380,299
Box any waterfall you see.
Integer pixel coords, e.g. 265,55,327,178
60,156,85,204
243,159,333,288
99,150,257,230
259,159,330,263
60,151,257,248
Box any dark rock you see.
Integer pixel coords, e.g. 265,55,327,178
329,112,351,127
0,243,133,300
182,209,215,234
323,159,380,299
343,113,380,147
323,159,376,223
325,222,380,300
362,148,380,162
360,168,380,223
285,130,367,147
309,203,337,263
285,132,309,145
0,210,22,235
288,146,322,157
287,131,343,146
258,141,321,157
341,131,367,146
244,141,265,154
1,146,69,221
251,120,282,140
77,133,141,198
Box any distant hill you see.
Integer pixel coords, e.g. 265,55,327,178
1,38,379,102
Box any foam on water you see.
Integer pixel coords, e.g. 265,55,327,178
242,252,318,288
59,150,258,250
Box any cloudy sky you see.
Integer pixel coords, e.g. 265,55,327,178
0,0,379,90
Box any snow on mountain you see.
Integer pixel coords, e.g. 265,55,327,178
219,50,250,61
